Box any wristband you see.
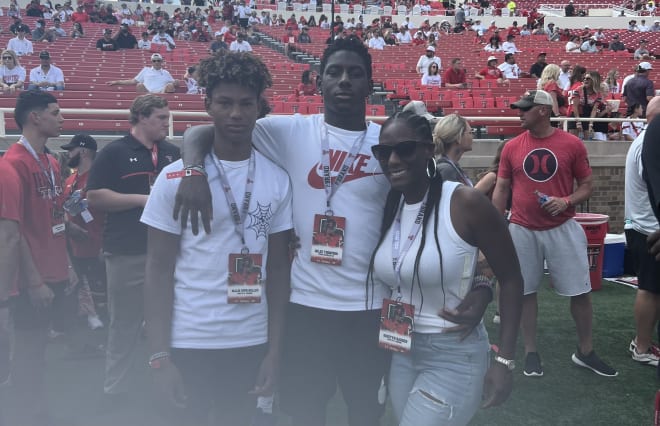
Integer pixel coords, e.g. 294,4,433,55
166,169,206,179
184,164,207,177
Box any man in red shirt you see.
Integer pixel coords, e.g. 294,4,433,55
3,90,77,426
443,58,467,89
61,134,105,329
475,56,507,84
0,157,22,425
71,5,89,23
493,90,617,379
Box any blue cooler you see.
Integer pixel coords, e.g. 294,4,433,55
602,234,626,278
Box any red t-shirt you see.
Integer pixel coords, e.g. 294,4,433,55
4,143,68,283
479,66,503,80
63,170,104,259
0,158,22,296
498,129,591,230
71,11,89,23
444,67,466,85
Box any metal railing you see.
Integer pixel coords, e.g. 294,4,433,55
0,108,647,139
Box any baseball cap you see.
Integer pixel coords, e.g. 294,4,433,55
402,101,440,124
426,45,435,52
214,31,222,36
487,55,498,62
510,90,554,109
61,134,98,151
39,51,50,59
638,61,653,71
151,53,163,61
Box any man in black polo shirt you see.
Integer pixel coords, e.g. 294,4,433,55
87,94,180,406
623,62,655,116
114,23,138,49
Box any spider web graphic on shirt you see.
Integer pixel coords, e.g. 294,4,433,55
246,202,273,240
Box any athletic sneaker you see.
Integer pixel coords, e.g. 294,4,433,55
571,350,618,377
492,312,500,324
523,352,543,377
632,347,660,367
629,339,660,354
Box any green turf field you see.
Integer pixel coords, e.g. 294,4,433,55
0,279,656,426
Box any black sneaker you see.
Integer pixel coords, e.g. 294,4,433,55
523,352,544,377
571,349,618,377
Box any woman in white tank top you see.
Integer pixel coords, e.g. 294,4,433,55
367,111,523,426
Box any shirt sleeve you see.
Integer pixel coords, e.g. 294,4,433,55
134,67,146,83
0,164,22,224
140,161,182,235
17,66,25,82
27,40,33,54
252,115,296,169
87,143,120,192
642,116,660,220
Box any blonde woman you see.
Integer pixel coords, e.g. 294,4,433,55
605,69,621,95
0,49,25,93
433,113,474,186
537,64,567,117
584,71,612,140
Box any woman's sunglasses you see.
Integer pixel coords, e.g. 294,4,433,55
371,141,432,161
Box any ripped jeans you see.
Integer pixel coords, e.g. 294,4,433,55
388,324,490,426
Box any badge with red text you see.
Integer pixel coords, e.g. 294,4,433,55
310,214,345,265
378,299,414,353
227,253,263,303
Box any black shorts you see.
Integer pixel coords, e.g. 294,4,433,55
166,344,267,426
625,229,660,294
279,303,389,426
11,280,78,331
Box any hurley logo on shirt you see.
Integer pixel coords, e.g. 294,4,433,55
307,149,379,189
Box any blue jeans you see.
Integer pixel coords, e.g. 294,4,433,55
389,324,490,426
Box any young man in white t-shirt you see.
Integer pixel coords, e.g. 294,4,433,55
173,37,496,425
141,51,293,425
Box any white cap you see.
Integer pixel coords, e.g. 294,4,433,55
151,53,163,61
487,55,498,62
639,61,653,70
510,90,555,109
402,101,439,124
426,45,435,52
214,31,222,36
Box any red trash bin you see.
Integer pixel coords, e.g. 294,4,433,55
574,213,609,291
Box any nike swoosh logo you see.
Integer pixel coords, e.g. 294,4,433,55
307,151,382,189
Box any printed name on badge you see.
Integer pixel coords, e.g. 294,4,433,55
310,214,346,266
378,299,414,353
227,253,263,303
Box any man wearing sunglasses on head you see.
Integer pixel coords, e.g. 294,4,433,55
492,90,617,379
107,53,177,94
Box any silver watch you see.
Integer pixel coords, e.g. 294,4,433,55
494,355,515,371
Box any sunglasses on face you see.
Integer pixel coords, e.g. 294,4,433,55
152,59,162,63
371,140,432,161
2,56,12,60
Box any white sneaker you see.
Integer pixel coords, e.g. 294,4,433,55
493,312,500,324
632,347,660,366
87,315,104,330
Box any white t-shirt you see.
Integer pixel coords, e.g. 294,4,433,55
621,119,645,140
498,62,520,79
230,40,252,52
252,114,389,310
0,65,25,84
134,66,175,93
416,55,441,75
7,37,33,56
368,37,385,50
558,71,571,91
565,41,580,53
397,31,412,44
141,152,294,349
373,182,478,333
501,41,518,53
29,64,64,87
152,33,176,51
138,39,151,50
624,129,659,235
421,74,441,86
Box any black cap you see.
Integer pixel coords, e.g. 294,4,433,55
61,134,98,151
39,50,50,59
